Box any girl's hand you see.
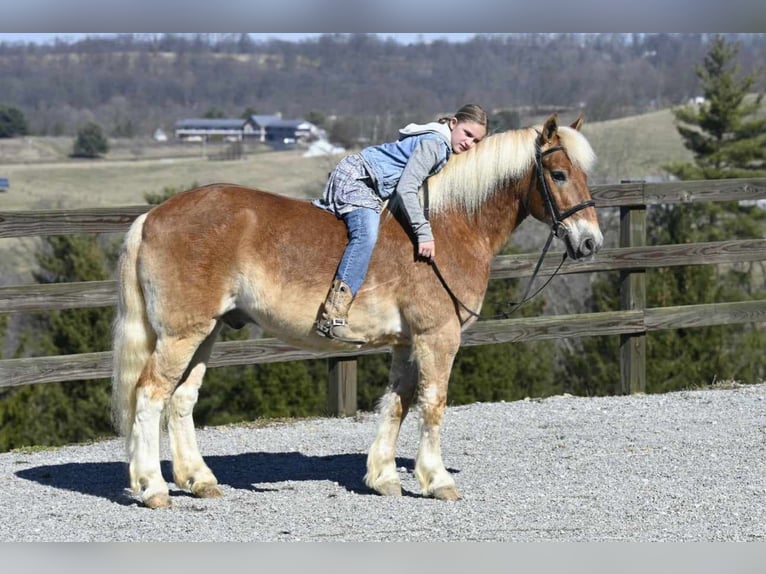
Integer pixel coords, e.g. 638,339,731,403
418,240,435,261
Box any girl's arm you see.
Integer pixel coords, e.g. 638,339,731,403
395,138,445,245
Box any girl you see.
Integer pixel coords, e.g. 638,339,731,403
314,103,489,344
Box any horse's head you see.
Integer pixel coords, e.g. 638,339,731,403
527,113,603,259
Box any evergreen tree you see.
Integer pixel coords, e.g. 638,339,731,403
0,104,29,137
0,235,118,451
665,35,766,180
72,122,109,158
203,107,226,119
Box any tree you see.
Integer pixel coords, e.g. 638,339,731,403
328,116,359,148
203,107,226,119
71,122,109,158
657,36,765,389
0,235,118,451
665,35,766,180
304,110,327,129
488,109,521,134
0,104,29,138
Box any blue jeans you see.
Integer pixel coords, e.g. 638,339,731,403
336,207,380,295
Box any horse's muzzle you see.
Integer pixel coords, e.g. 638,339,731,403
562,222,603,260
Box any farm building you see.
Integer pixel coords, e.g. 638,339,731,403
174,118,249,142
174,115,320,147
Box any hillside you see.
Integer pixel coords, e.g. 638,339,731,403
1,34,765,139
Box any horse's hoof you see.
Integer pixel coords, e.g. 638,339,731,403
375,482,403,497
144,493,172,509
431,486,461,501
193,484,223,499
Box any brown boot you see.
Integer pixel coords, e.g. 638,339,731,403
316,279,367,345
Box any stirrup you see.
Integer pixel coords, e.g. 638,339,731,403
315,318,366,345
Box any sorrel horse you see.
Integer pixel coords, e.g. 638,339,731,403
111,113,602,508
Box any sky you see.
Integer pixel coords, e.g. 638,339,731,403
0,33,480,45
0,1,764,34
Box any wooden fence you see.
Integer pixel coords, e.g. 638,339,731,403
1,178,765,415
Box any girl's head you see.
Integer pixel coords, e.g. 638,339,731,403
440,103,489,154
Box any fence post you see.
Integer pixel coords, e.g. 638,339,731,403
619,180,647,394
327,357,357,416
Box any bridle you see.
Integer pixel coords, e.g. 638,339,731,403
431,141,595,321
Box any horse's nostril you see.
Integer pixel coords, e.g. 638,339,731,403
583,238,595,255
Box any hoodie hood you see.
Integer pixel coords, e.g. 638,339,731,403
398,121,451,145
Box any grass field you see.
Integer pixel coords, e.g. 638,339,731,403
0,144,339,211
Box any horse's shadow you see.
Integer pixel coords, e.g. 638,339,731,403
15,452,427,505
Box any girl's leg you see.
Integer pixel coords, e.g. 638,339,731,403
316,207,380,344
337,207,380,294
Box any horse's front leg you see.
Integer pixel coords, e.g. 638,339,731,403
413,328,461,500
365,345,418,496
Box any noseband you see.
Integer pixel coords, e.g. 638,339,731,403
431,142,596,321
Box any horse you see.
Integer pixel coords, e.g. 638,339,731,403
111,113,602,509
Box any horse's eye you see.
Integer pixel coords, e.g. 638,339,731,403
551,171,567,183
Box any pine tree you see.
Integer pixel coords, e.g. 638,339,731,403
0,235,118,451
666,35,766,180
659,34,765,388
71,122,109,158
0,104,29,138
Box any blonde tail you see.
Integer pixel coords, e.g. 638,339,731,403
111,213,156,439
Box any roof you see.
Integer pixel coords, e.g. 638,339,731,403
175,118,247,129
266,119,312,128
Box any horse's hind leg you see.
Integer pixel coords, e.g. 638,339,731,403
365,345,418,496
129,322,216,509
167,322,224,499
412,329,461,501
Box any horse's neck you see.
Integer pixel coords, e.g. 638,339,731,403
449,178,530,257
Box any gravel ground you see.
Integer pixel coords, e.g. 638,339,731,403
2,383,766,542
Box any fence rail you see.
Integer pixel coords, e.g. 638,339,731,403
1,178,765,412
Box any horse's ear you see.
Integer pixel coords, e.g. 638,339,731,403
570,113,584,131
541,113,559,143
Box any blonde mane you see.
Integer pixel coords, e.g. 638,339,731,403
424,124,597,215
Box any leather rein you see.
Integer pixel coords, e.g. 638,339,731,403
430,143,595,321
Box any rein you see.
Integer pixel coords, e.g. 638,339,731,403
430,143,595,322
